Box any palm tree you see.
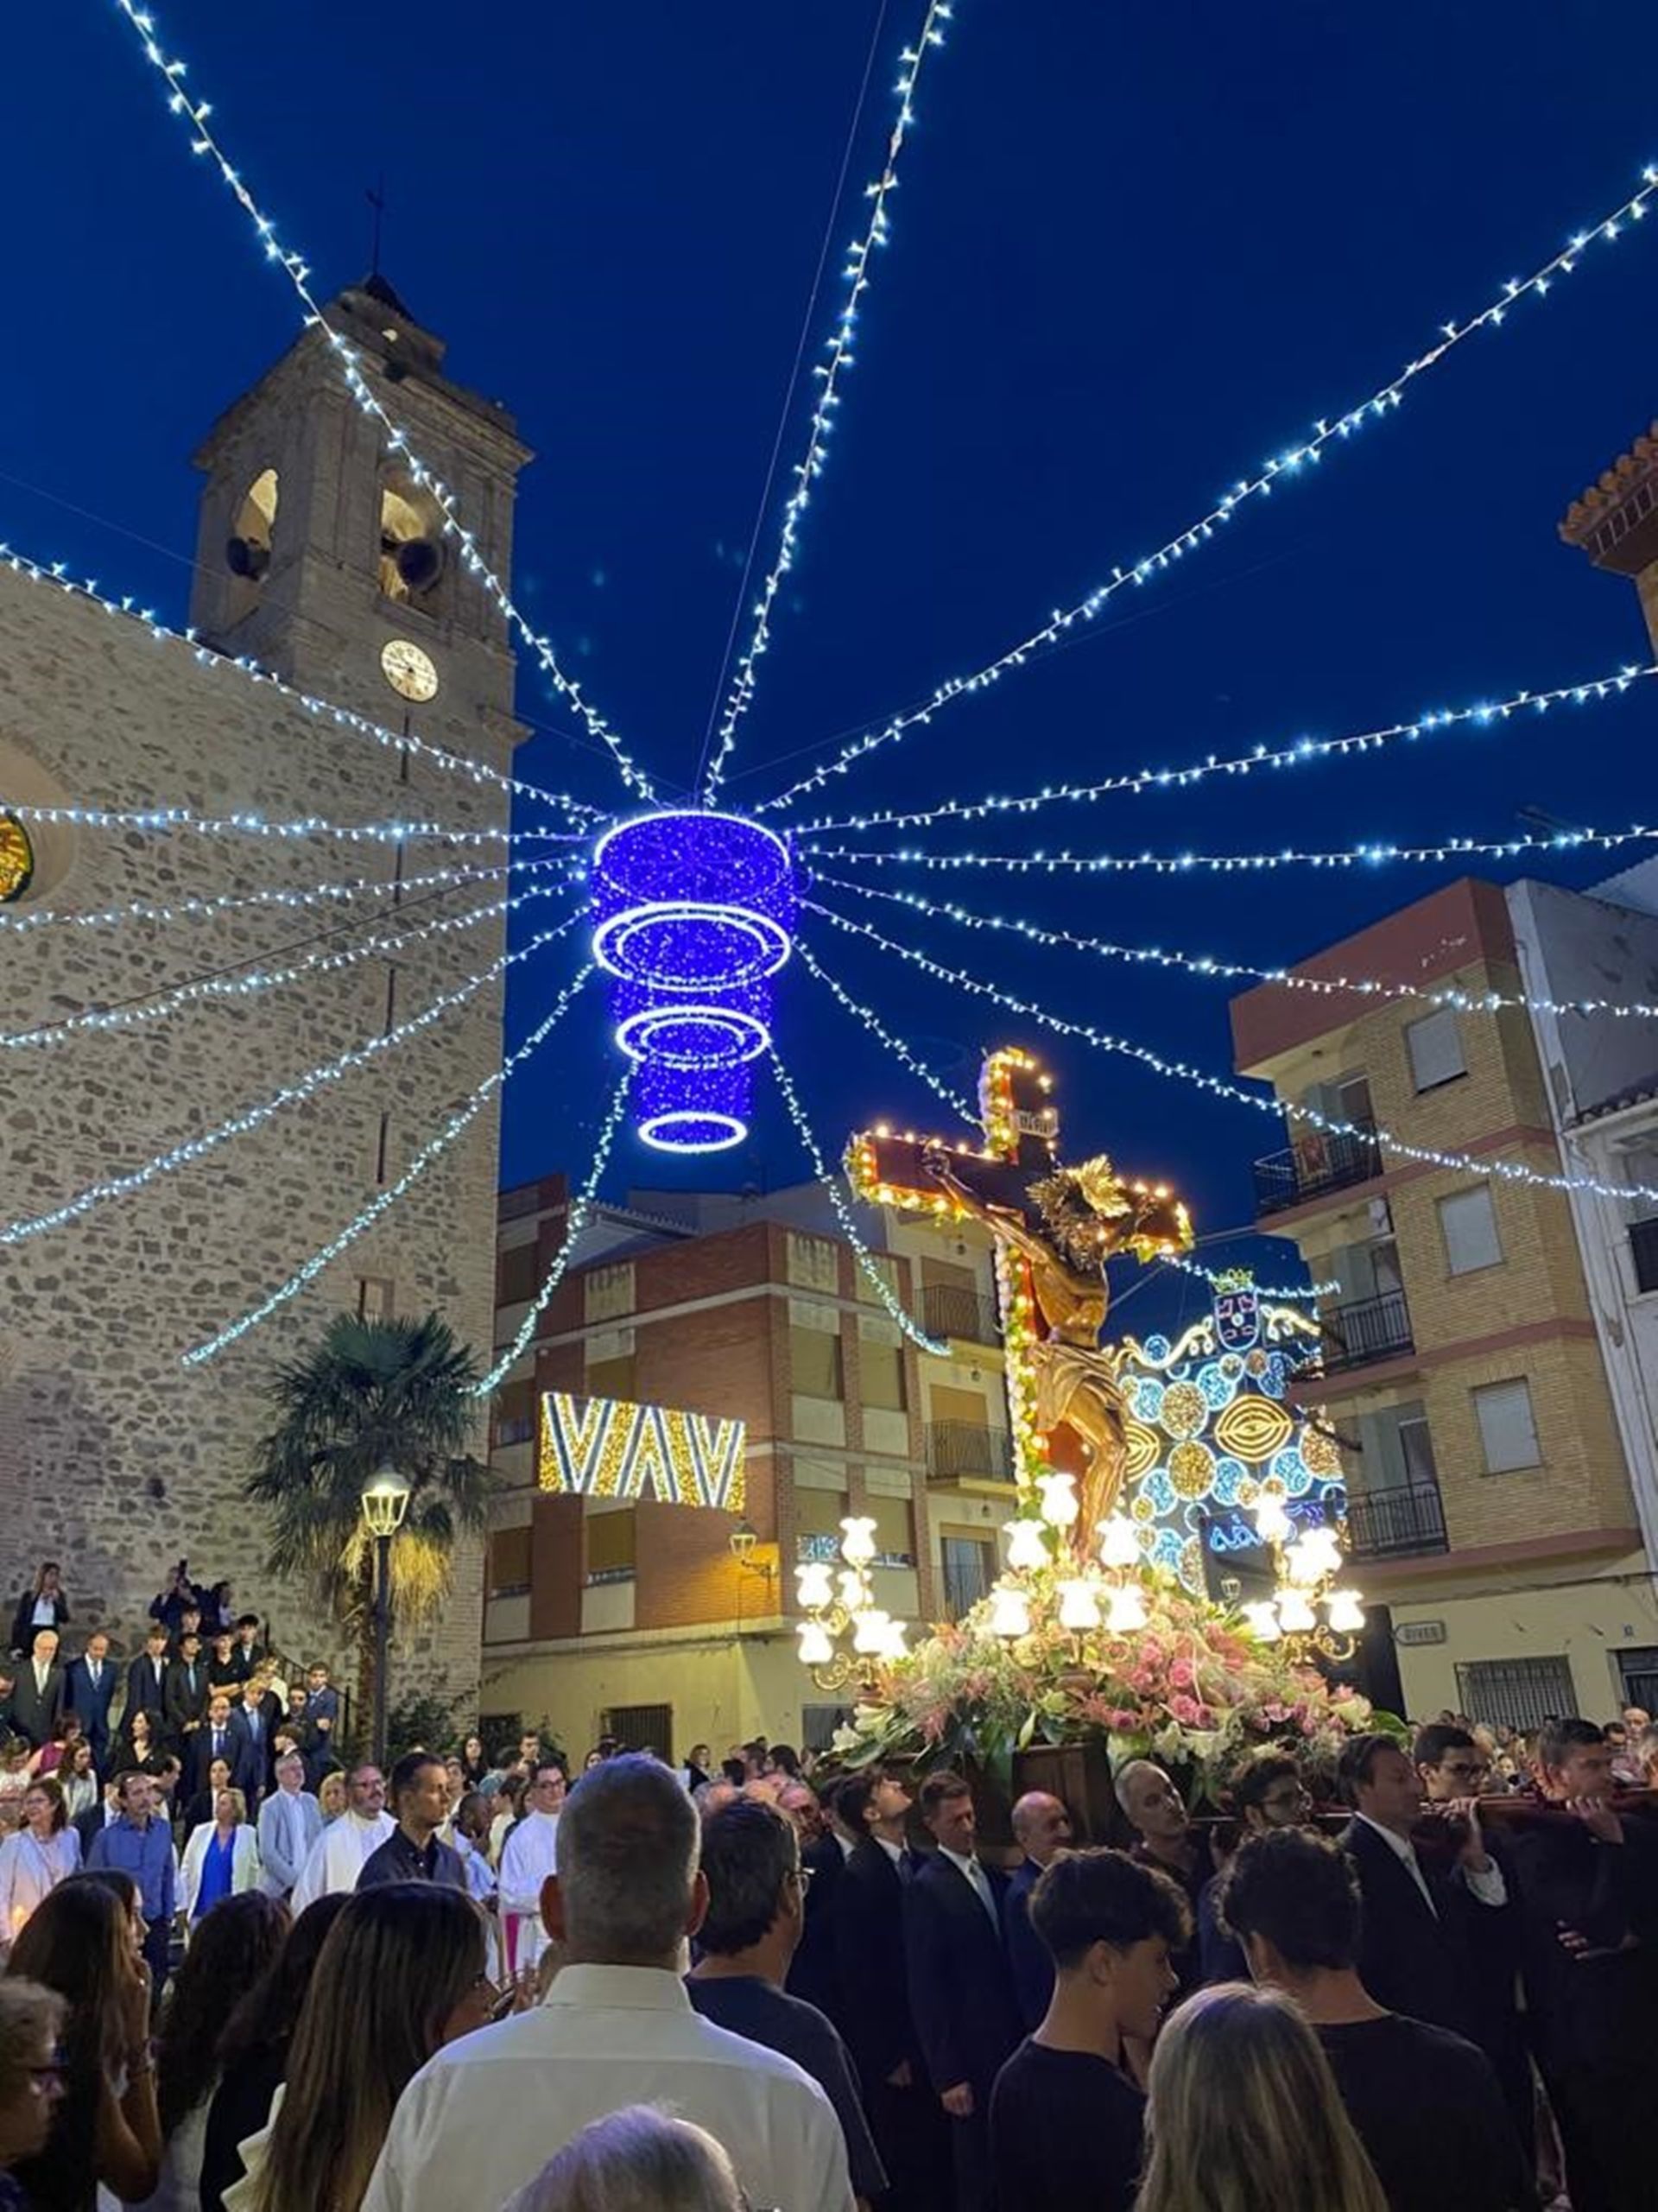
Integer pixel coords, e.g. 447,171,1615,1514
245,1312,494,1739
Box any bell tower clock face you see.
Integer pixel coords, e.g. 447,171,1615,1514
0,812,34,903
381,637,440,703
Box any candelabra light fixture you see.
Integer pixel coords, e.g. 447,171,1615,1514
795,1515,909,1691
1238,1493,1365,1663
982,1471,1152,1645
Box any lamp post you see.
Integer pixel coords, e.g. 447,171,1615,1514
360,1464,412,1768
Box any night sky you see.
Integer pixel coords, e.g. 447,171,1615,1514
10,2,1658,1328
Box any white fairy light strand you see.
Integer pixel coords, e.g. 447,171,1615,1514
795,937,978,1126
0,856,558,939
798,662,1658,837
1164,1251,1334,1303
806,816,1658,878
804,900,1658,1208
0,796,555,852
766,1044,948,1353
182,964,597,1366
816,871,1658,1027
471,1068,635,1398
0,878,572,1051
701,0,954,802
0,909,582,1249
0,543,598,825
108,0,654,803
759,163,1658,816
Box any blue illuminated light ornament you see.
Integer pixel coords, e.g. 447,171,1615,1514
590,810,798,1150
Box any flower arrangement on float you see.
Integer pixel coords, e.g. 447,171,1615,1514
820,1472,1396,1806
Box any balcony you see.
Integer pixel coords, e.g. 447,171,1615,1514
1322,1289,1414,1373
1344,1480,1449,1560
926,1420,1016,1483
920,1282,1003,1346
1254,1122,1383,1217
1631,1214,1658,1296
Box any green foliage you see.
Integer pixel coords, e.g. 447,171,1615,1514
383,1685,468,1766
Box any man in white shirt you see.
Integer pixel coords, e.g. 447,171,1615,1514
362,1753,852,2212
289,1762,394,1908
256,1750,323,1898
497,1759,565,1973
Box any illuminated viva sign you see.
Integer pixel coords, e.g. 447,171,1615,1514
538,1391,746,1512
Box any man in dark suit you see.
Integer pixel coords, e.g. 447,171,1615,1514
125,1625,172,1735
9,1628,66,1749
165,1632,211,1755
239,1667,281,1799
1337,1732,1509,2053
64,1631,118,1772
1003,1790,1074,2031
190,1690,258,1799
74,1777,122,1860
838,1769,945,2212
904,1771,1022,2212
783,1780,849,2028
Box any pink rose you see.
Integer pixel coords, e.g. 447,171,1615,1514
1169,1693,1202,1727
1168,1657,1198,1691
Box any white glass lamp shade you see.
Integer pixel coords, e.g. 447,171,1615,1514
1275,1588,1316,1634
987,1584,1032,1639
1105,1582,1148,1633
1326,1588,1366,1635
879,1618,908,1661
1037,1471,1080,1529
852,1609,892,1657
1004,1518,1050,1572
839,1516,878,1567
1252,1493,1292,1545
837,1567,868,1612
1242,1600,1282,1643
1057,1577,1102,1632
796,1620,835,1667
794,1562,834,1612
1097,1515,1141,1570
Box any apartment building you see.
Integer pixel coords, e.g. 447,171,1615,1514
1231,877,1658,1726
478,1177,1015,1760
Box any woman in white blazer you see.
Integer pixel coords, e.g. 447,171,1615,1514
180,1788,263,1924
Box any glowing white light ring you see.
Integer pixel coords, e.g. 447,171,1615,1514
592,901,793,988
615,1004,770,1069
592,808,794,883
639,1108,749,1153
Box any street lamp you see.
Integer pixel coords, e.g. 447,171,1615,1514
360,1463,411,1767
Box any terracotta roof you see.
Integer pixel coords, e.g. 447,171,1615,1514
1559,420,1658,544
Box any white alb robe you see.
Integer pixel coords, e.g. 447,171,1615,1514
289,1810,396,1911
497,1810,559,1973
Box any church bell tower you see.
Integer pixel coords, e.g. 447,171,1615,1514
189,275,531,751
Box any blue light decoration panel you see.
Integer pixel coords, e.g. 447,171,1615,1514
590,810,797,1152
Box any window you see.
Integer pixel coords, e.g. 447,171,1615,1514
1405,1010,1467,1093
867,1495,914,1568
492,1379,536,1448
1439,1184,1503,1275
859,1321,908,1412
788,1232,841,1293
794,1488,850,1561
1455,1656,1575,1732
603,1704,672,1759
1398,1412,1440,1486
497,1242,539,1305
584,1264,635,1324
790,1319,845,1401
1473,1379,1541,1473
585,1353,637,1404
941,1535,996,1620
585,1507,636,1584
378,474,446,605
486,1526,531,1598
356,1277,395,1323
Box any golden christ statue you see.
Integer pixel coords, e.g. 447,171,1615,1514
848,1049,1193,1553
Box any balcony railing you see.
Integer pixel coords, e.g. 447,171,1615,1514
1322,1289,1414,1372
1254,1123,1383,1216
1631,1214,1658,1296
925,1420,1016,1482
1344,1480,1448,1559
919,1282,1002,1347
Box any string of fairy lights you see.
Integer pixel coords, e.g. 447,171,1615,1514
3,0,1655,1393
804,901,1658,1208
700,0,955,802
795,659,1657,838
756,162,1658,815
107,0,655,804
0,543,600,825
185,964,598,1366
814,871,1658,1026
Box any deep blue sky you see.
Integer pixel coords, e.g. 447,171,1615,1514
10,2,1658,1322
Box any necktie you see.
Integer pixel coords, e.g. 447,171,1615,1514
89,1662,99,1687
213,1731,225,1759
966,1857,999,1929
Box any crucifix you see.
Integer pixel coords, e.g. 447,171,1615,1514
847,1047,1193,1550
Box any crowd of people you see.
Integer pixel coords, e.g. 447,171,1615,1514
5,1556,1657,2212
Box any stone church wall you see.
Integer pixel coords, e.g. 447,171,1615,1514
0,566,513,1714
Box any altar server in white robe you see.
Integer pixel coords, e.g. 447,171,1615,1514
497,1760,565,1973
289,1763,395,1910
